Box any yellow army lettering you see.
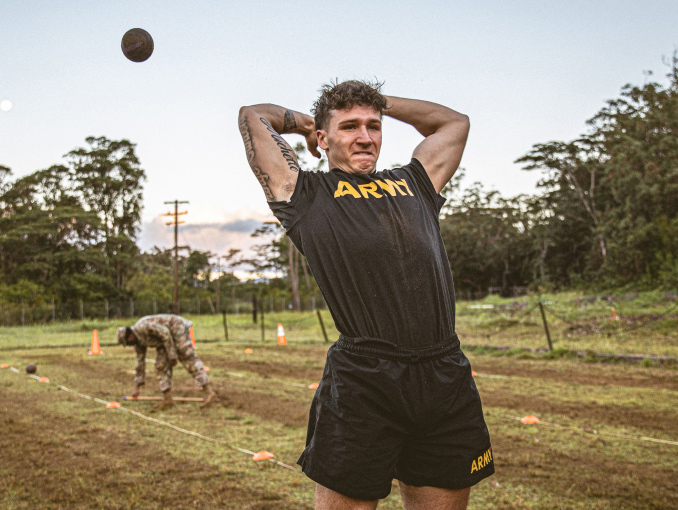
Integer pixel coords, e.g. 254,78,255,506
334,179,414,199
470,447,493,474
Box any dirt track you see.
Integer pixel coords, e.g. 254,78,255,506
3,346,677,509
0,388,305,510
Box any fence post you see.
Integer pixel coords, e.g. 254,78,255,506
235,299,239,315
221,309,229,342
316,309,329,343
260,298,265,342
79,299,83,321
281,298,285,312
197,296,200,315
52,300,56,323
270,297,273,313
129,298,134,318
538,301,554,351
152,297,157,315
104,299,109,320
252,295,257,324
21,302,25,326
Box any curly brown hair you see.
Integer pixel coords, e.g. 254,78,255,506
311,79,388,131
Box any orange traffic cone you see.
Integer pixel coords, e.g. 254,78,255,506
88,329,102,355
190,326,196,348
520,415,540,424
611,307,619,320
277,323,287,346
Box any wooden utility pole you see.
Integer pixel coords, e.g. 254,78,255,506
163,200,188,314
216,255,222,313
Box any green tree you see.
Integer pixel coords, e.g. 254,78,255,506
517,53,678,287
66,136,146,292
0,165,106,301
440,171,533,295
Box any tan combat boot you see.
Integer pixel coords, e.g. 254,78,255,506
200,383,217,409
153,390,175,410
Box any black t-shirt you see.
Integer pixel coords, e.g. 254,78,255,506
269,158,456,348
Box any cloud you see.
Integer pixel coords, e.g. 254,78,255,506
138,205,278,263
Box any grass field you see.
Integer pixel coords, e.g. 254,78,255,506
1,296,677,509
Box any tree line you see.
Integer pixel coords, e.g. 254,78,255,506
1,56,676,312
440,54,678,295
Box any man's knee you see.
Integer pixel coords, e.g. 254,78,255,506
315,484,378,510
398,483,470,510
158,378,172,393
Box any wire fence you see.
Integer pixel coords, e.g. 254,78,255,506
0,295,328,327
2,293,677,360
455,293,678,362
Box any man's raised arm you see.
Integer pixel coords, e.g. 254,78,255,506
238,104,319,202
384,96,470,193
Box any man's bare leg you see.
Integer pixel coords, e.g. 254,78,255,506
315,484,379,510
399,483,470,510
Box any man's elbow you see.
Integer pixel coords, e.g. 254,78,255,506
239,104,270,121
454,112,470,130
238,105,255,123
460,114,470,136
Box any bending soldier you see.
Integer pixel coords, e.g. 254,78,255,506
117,314,216,409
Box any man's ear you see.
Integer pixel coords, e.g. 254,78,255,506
317,129,329,151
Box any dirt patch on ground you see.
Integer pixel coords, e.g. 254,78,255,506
22,353,314,429
212,383,311,429
0,388,308,510
26,351,678,436
492,429,678,510
212,356,325,382
481,389,677,436
471,357,678,391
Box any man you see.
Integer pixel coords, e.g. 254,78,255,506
117,314,216,410
238,81,493,509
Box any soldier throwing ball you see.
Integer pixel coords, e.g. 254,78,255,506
118,314,216,410
239,81,494,509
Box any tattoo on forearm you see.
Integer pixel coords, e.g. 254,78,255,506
282,109,297,133
240,117,274,199
252,166,276,201
239,117,256,163
259,117,301,173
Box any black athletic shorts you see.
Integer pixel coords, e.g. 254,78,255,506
297,333,494,501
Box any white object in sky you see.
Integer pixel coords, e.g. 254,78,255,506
0,100,12,112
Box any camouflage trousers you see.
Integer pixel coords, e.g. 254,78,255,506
155,326,210,392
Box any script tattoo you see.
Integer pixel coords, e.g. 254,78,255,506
252,165,275,201
282,109,297,133
239,117,256,163
259,117,301,173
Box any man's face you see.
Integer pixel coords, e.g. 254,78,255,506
317,105,382,174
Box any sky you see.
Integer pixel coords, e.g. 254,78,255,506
1,0,676,268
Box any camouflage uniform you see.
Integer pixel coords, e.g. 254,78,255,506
132,314,209,393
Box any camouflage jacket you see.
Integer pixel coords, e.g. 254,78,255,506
132,315,193,386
